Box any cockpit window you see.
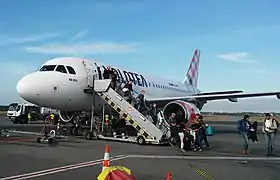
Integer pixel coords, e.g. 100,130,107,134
55,65,67,74
39,65,56,71
66,66,76,75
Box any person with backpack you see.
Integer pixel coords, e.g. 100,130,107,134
263,113,278,156
237,115,251,155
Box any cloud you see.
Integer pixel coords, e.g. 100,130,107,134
237,68,268,74
217,52,257,63
70,30,88,41
0,32,62,46
23,42,137,55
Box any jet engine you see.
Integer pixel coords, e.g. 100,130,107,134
162,100,200,121
59,111,75,123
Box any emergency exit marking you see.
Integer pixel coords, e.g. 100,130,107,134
128,107,132,112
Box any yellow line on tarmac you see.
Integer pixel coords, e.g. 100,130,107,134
189,164,216,180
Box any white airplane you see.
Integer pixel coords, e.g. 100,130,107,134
16,49,280,123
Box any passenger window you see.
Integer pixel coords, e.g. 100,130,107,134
55,65,67,74
39,65,56,71
66,66,76,75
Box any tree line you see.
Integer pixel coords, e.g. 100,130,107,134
0,105,9,111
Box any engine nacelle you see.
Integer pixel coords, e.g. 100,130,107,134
162,100,200,121
59,111,75,123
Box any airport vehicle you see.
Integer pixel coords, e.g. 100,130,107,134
6,103,18,119
7,103,59,124
16,49,280,144
10,103,40,124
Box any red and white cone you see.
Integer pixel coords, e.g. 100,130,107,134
166,172,172,180
102,144,110,171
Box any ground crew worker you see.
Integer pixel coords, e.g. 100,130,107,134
50,113,55,125
27,112,32,124
105,114,109,125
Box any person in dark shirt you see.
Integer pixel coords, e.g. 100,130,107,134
110,70,118,90
94,63,102,79
123,81,133,103
248,121,258,142
135,90,147,114
148,103,158,125
189,120,203,151
124,81,133,91
198,115,210,148
103,66,112,79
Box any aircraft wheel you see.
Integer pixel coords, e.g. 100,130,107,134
37,137,42,143
92,130,98,140
71,127,77,136
48,138,56,145
76,127,83,136
85,132,93,140
136,136,146,145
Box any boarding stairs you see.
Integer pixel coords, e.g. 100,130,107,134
84,79,169,143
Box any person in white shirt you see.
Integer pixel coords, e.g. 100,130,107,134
263,113,278,156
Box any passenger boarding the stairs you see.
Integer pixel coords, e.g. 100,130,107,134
123,81,133,104
148,103,158,125
135,90,148,115
94,62,102,80
110,70,118,90
103,66,112,79
263,113,278,156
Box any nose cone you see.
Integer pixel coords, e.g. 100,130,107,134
17,73,40,103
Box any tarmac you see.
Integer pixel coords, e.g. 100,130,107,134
0,115,257,134
0,129,279,180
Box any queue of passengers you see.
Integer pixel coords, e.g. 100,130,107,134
238,113,279,156
167,112,211,152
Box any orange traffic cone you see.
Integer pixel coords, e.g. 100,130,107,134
166,172,172,180
102,144,110,171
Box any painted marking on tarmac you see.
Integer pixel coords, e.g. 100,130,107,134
0,155,128,180
127,155,280,161
189,164,216,180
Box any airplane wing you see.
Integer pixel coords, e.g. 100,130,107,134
146,91,280,104
196,90,243,96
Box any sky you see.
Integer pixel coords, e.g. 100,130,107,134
0,0,280,112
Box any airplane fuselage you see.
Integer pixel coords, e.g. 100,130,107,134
16,57,198,113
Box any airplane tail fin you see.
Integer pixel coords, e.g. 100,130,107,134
183,49,200,89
